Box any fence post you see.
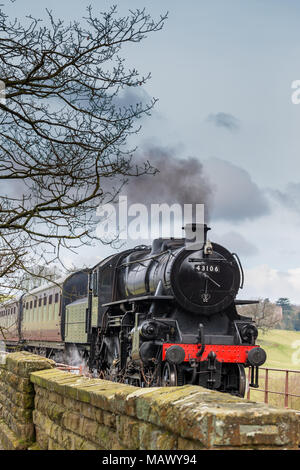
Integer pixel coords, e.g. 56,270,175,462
264,368,269,404
284,371,289,408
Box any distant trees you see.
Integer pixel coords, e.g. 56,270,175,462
243,297,300,331
239,297,300,332
237,298,282,332
19,265,63,291
276,298,295,330
294,312,300,331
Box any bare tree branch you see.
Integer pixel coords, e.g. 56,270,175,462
0,3,167,294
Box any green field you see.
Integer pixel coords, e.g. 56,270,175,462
248,329,300,409
257,329,300,370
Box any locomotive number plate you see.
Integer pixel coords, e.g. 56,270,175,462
194,264,220,273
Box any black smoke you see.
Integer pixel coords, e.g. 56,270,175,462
122,146,213,222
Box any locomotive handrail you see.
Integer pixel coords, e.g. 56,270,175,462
118,249,175,268
232,253,244,289
102,294,174,307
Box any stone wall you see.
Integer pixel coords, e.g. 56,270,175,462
30,368,300,450
0,352,299,450
0,351,54,450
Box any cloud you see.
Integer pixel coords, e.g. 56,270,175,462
113,87,151,110
269,183,300,213
204,158,270,222
213,231,258,256
206,112,240,131
243,264,300,304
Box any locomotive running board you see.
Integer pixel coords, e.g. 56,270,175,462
235,300,259,305
102,295,174,307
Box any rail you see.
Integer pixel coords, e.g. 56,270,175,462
55,362,83,375
247,366,300,409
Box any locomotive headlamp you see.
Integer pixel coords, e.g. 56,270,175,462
247,347,267,367
240,324,258,344
204,240,213,255
165,345,186,364
140,320,159,340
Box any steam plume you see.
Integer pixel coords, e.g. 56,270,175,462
122,146,212,221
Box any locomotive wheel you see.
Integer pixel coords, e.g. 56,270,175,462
161,362,178,386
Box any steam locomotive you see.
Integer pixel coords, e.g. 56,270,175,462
0,225,266,397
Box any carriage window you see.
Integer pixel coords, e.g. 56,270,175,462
49,295,52,305
30,301,33,309
34,300,37,309
25,302,28,310
55,293,59,303
38,298,42,307
43,296,47,306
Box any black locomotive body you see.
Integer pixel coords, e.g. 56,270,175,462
88,226,266,396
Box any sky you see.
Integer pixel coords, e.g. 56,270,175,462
5,0,300,303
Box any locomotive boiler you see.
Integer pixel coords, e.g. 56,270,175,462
87,225,266,396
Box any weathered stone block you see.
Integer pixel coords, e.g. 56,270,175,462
0,390,32,423
62,410,82,435
80,416,99,441
48,437,65,450
177,437,206,450
32,409,54,437
80,402,103,424
6,352,54,378
103,410,116,429
1,368,33,394
0,418,31,450
138,422,177,450
63,396,82,413
116,415,140,449
0,406,35,441
89,385,136,414
35,424,49,450
96,423,120,449
48,391,64,406
0,380,34,409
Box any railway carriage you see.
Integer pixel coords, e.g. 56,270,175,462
0,299,19,344
0,270,89,356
